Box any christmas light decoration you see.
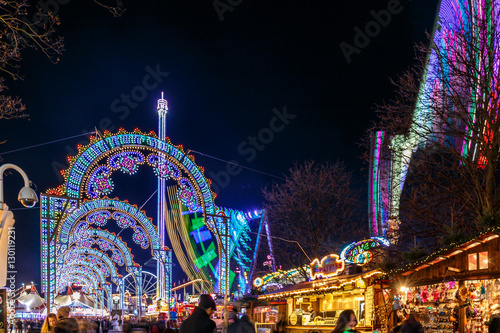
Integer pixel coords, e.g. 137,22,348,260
253,266,308,289
340,237,390,265
309,254,345,279
258,270,383,300
52,130,216,218
58,199,160,252
41,119,272,306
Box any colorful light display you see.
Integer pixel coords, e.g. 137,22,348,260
340,237,390,265
165,187,268,295
253,267,307,289
67,228,135,266
52,129,216,219
368,0,500,238
41,98,273,307
58,199,160,252
309,254,345,279
62,247,124,284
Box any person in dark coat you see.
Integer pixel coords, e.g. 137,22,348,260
227,314,255,333
179,294,216,333
400,313,424,333
487,304,500,333
53,307,78,333
16,320,23,333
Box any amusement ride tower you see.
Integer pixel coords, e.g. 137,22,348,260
156,93,168,302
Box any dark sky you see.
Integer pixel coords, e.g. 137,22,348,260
0,0,439,288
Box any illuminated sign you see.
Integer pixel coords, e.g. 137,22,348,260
340,237,389,265
253,277,264,288
252,267,306,289
309,254,345,279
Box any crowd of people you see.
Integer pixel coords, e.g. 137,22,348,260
8,295,417,333
8,306,180,333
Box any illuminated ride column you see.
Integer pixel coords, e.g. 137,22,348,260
119,280,125,310
156,93,168,303
106,283,112,312
127,265,142,316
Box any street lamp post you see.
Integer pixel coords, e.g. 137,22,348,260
0,163,38,287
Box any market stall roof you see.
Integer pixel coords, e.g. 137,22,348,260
54,293,95,308
381,228,500,282
54,295,72,306
16,286,45,311
67,299,94,309
258,270,383,300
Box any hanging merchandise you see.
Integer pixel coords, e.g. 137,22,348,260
395,279,500,333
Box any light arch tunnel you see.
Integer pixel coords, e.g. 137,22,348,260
58,266,103,300
60,274,96,295
62,247,124,285
57,199,161,253
57,201,160,309
64,227,136,268
59,261,110,298
58,265,112,310
42,130,273,300
49,130,219,296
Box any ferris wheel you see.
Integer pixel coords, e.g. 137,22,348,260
120,271,157,296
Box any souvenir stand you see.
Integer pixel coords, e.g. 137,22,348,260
384,228,500,333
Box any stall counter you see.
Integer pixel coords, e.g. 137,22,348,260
284,326,375,333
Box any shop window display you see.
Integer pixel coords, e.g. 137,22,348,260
393,279,500,333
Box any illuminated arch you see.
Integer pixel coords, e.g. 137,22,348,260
57,199,160,253
62,249,122,285
59,266,100,292
62,246,134,275
58,263,111,308
65,227,135,267
60,276,93,294
49,130,217,227
61,261,108,290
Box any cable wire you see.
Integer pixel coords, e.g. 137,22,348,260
0,132,95,156
189,149,285,180
248,231,311,262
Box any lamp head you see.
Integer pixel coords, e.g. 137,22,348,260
18,186,38,208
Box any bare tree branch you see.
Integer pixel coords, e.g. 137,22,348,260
263,160,367,271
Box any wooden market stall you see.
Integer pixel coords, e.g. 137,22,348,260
384,228,500,333
256,270,383,333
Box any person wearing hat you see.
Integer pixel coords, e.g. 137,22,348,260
53,307,78,333
180,294,217,333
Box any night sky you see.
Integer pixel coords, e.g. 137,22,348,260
0,0,439,289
